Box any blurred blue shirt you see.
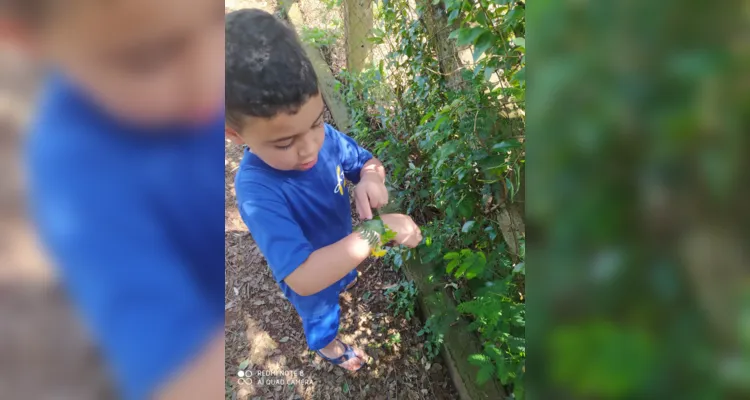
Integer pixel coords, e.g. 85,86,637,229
25,75,224,400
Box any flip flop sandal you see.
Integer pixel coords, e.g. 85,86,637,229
315,339,367,371
344,275,359,291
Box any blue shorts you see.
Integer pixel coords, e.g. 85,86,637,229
281,268,358,350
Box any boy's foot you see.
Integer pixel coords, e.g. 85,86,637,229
316,339,369,371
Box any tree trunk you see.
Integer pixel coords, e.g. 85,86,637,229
421,0,464,90
343,0,374,73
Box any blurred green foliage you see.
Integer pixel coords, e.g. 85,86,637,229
529,0,750,398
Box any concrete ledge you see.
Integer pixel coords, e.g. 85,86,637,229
403,256,507,400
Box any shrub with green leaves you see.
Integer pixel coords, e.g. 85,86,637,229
417,316,446,361
300,26,340,49
384,280,418,321
340,0,525,396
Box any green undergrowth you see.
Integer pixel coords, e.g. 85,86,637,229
339,0,526,397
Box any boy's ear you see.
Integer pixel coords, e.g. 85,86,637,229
225,126,245,146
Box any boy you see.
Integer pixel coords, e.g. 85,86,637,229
225,9,422,372
2,1,225,399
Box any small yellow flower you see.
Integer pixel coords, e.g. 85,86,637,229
371,248,387,257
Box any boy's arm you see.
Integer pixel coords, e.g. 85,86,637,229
327,124,374,184
355,157,389,220
326,125,389,219
360,157,386,183
239,183,371,296
284,231,373,296
241,185,422,296
286,213,422,294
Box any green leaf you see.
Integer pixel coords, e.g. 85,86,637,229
506,177,515,199
395,250,404,264
468,354,491,366
363,291,372,301
464,261,486,280
513,37,525,48
486,344,503,359
472,62,483,78
434,114,449,130
512,66,526,85
419,111,435,125
424,248,440,263
440,141,459,158
444,252,459,260
446,259,460,273
455,260,472,278
475,10,488,25
461,220,476,233
477,364,495,385
476,251,487,266
473,32,495,62
458,199,473,218
238,359,250,370
448,9,460,23
456,27,488,46
484,66,497,82
342,382,350,393
496,356,509,384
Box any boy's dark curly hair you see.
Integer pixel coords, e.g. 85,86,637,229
225,9,319,128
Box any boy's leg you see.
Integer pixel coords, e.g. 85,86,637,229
301,290,368,371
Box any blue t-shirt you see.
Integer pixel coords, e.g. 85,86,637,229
25,76,225,400
235,124,372,316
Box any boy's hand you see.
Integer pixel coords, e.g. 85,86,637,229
380,213,422,248
355,172,389,220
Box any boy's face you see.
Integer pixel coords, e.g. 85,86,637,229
30,0,224,125
228,94,326,171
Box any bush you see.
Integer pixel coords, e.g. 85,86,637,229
340,0,526,397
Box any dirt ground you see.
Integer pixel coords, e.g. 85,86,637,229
224,2,457,400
